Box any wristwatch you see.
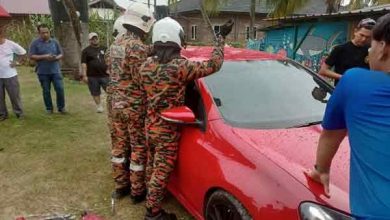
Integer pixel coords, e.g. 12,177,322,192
314,164,330,173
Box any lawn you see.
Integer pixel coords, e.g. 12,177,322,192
0,67,191,220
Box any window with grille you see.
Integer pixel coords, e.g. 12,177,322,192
214,25,221,34
191,25,197,40
246,26,258,39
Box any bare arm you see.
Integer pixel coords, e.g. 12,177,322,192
315,129,347,171
307,129,347,195
30,54,50,61
81,63,88,82
55,54,63,61
81,63,87,76
10,54,26,68
319,63,342,80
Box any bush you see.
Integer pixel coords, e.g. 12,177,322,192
7,15,53,50
228,41,244,48
88,11,120,48
6,15,54,65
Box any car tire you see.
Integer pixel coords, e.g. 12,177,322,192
205,190,252,220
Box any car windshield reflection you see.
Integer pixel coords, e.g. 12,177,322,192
204,60,331,129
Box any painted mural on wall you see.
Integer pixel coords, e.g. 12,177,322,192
248,22,348,72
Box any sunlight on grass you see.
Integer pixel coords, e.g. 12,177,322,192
0,67,192,220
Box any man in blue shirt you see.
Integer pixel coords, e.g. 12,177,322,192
29,24,65,114
308,13,390,219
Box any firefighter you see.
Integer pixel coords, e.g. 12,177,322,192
106,2,154,201
139,17,233,220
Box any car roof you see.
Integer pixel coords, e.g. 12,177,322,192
181,46,285,61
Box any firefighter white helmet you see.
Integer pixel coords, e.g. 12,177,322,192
113,15,126,38
152,17,184,47
122,2,155,33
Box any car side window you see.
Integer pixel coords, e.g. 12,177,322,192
185,81,206,122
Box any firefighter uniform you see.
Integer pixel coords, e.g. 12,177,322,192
106,2,154,198
139,17,225,215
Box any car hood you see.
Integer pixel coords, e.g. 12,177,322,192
230,124,350,212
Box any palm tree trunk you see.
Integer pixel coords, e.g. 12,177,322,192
48,0,88,78
199,0,217,42
249,0,256,40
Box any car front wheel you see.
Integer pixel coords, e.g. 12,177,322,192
205,190,252,220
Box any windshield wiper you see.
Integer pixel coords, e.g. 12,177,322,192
290,121,321,128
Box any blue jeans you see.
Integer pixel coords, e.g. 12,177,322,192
38,74,65,111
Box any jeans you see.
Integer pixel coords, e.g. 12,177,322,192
38,74,65,111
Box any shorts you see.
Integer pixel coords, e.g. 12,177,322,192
87,76,109,96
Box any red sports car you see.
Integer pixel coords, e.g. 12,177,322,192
162,47,352,220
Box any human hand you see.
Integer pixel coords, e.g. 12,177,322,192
9,60,18,68
82,75,88,83
43,54,52,60
219,19,234,39
47,54,57,61
306,169,330,196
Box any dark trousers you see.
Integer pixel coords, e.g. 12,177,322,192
38,74,65,111
0,76,23,117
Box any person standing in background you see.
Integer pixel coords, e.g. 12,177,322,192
319,18,375,86
308,14,390,219
29,24,65,114
81,32,109,113
0,19,27,121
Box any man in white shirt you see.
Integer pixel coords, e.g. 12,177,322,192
0,22,27,121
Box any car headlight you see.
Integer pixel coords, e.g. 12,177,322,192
299,202,355,220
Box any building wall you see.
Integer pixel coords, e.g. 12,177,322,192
175,13,268,45
256,21,348,72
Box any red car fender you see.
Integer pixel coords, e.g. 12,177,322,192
197,120,321,219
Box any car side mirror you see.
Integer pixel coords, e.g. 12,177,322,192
311,87,328,103
161,106,202,126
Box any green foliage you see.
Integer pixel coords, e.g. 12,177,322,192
88,11,121,48
30,14,54,30
6,15,54,64
228,41,244,48
266,0,310,18
347,0,389,9
7,15,54,50
170,0,310,17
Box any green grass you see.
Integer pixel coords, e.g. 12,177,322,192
0,67,192,220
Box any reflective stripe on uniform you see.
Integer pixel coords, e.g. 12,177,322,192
130,163,145,172
111,157,125,164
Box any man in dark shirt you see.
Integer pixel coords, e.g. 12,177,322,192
319,18,376,86
81,33,108,113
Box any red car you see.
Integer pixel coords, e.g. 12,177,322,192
162,47,352,220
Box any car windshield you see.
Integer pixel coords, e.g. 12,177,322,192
204,60,331,129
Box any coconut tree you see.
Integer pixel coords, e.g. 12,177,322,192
347,0,389,9
267,0,311,17
48,0,89,77
325,0,341,13
325,0,389,13
169,0,311,40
